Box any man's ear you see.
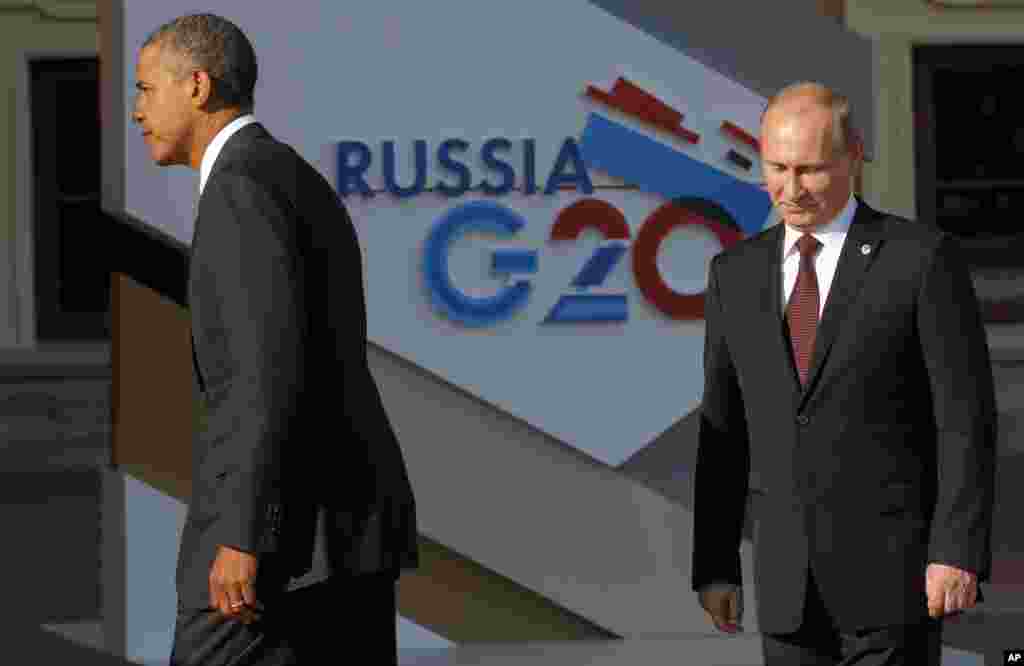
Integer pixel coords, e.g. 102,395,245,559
848,131,866,164
190,69,214,109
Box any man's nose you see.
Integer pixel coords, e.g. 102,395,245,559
782,174,802,201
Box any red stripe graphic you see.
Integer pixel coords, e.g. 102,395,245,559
720,120,760,152
549,198,631,241
585,77,700,144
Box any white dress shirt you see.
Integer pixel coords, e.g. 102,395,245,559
781,194,858,318
198,113,258,196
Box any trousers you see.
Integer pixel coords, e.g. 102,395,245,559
762,565,943,665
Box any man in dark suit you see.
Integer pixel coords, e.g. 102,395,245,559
132,13,418,664
691,82,997,664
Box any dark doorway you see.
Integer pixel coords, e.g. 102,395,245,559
31,58,109,340
914,45,1024,268
30,57,189,341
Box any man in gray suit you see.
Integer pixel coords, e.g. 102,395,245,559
132,13,418,664
691,82,997,665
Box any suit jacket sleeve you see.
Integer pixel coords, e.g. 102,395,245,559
200,171,303,556
691,254,750,591
322,192,403,511
917,233,998,581
328,198,386,446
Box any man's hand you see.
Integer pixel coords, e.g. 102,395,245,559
209,545,263,624
698,583,744,633
926,562,978,618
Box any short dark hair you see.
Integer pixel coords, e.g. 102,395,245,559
143,13,257,112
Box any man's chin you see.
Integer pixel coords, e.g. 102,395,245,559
148,146,177,167
781,210,821,228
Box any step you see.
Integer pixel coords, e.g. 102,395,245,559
398,635,763,665
0,469,102,624
8,622,130,665
395,637,987,665
39,621,105,653
368,343,759,638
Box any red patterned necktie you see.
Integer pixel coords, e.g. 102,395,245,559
787,234,822,386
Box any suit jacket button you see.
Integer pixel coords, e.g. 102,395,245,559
796,414,810,426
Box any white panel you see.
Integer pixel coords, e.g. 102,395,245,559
121,0,770,464
122,1,765,244
123,473,187,664
397,616,454,651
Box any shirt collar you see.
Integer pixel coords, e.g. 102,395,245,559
783,193,858,257
199,114,257,195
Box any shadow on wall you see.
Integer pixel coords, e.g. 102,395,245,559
615,409,759,533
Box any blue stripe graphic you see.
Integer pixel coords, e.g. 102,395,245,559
491,249,539,274
579,113,771,236
571,243,628,288
543,294,628,323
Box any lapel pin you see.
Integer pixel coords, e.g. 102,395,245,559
861,244,871,255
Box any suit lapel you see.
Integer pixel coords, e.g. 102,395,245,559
752,223,804,398
189,121,270,395
189,122,269,284
798,200,885,407
196,122,269,213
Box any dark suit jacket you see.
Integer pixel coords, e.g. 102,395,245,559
177,122,419,610
691,199,998,634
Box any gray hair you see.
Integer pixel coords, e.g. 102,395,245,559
143,13,257,112
762,82,860,155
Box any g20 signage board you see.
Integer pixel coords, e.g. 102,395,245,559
325,65,774,463
335,100,770,328
308,3,778,464
122,0,787,464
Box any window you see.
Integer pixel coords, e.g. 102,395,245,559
914,45,1024,268
30,58,188,341
31,58,108,339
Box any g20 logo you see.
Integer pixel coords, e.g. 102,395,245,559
422,197,744,326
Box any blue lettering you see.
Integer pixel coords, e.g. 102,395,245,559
523,138,537,195
480,138,514,196
350,138,591,199
383,139,427,198
422,201,534,326
545,138,593,195
437,139,472,197
336,141,372,197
